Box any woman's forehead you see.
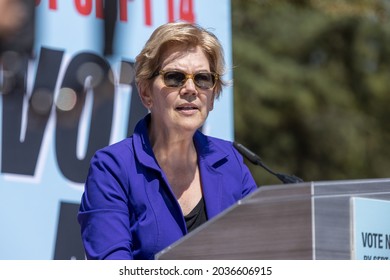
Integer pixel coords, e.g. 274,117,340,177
160,45,210,69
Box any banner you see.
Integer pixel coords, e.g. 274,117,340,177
0,0,233,260
351,197,390,260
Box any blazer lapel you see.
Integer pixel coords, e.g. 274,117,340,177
133,115,187,234
199,161,223,219
194,131,228,220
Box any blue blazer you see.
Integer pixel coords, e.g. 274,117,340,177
78,114,257,259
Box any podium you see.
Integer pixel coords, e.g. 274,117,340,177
156,178,390,260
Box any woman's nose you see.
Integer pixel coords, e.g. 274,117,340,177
180,78,197,94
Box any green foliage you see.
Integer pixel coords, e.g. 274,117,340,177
232,0,390,185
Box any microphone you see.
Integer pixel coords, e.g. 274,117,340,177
233,141,303,184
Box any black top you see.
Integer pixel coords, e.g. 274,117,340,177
184,197,207,233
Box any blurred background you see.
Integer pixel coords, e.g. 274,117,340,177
1,0,390,259
232,0,390,185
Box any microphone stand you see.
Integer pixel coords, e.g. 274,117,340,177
233,142,303,184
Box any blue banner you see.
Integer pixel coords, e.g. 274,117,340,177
0,0,233,260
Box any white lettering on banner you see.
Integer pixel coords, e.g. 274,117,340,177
1,47,146,184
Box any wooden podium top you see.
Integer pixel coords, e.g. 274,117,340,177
156,178,390,260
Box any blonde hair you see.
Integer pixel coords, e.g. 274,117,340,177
135,22,227,98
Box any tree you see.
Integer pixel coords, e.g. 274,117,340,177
232,0,390,185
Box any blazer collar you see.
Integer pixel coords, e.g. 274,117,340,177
133,114,229,171
132,114,160,171
133,114,230,220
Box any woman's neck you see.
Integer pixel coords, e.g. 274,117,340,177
148,119,197,165
152,135,197,168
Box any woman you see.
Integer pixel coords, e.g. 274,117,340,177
78,22,257,260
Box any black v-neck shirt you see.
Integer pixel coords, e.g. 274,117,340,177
184,197,207,233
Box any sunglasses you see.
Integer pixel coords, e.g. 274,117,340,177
158,70,219,90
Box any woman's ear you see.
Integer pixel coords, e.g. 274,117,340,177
137,83,152,109
208,100,214,112
208,93,215,111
